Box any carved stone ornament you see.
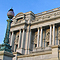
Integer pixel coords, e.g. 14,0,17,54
34,32,37,44
58,27,60,40
32,11,60,23
45,30,50,42
15,32,19,44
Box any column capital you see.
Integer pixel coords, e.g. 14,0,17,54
53,24,55,26
37,27,40,29
50,24,52,26
40,27,43,29
27,29,31,32
19,29,22,31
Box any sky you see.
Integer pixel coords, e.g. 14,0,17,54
0,0,60,44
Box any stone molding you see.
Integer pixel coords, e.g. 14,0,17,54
17,51,52,58
51,45,60,48
13,52,22,55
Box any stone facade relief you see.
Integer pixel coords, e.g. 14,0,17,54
31,30,38,48
58,27,60,40
45,29,50,47
31,11,60,23
58,27,60,44
14,32,19,44
33,31,38,48
34,32,37,44
45,29,50,42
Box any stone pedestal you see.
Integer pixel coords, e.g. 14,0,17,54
16,48,25,54
51,45,60,60
0,51,14,60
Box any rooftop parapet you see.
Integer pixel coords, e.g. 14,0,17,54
35,7,60,16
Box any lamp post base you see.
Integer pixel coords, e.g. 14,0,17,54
0,43,11,52
0,51,15,60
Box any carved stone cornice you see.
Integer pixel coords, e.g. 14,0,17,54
31,8,60,24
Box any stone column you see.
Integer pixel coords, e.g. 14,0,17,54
53,24,55,45
49,25,52,46
18,29,22,48
28,29,31,54
25,29,29,54
21,29,25,54
10,31,14,51
21,29,25,48
40,27,43,47
37,28,40,47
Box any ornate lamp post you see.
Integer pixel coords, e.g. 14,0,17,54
0,8,14,52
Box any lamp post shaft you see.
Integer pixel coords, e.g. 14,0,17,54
4,19,12,44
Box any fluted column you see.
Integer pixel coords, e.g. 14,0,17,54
25,29,29,54
18,29,22,48
10,31,14,46
40,27,43,47
10,31,14,51
21,29,25,49
53,24,55,45
37,28,40,47
49,25,52,45
28,29,31,54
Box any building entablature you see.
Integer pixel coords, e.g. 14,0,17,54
11,7,60,29
10,23,27,32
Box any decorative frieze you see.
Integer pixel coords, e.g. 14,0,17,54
15,32,19,44
31,11,60,23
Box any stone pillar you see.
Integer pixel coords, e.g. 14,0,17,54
49,25,52,46
18,29,22,48
10,31,14,51
21,29,25,54
21,29,25,48
28,29,31,54
25,29,29,54
40,27,43,47
51,45,59,60
53,24,55,45
37,28,40,47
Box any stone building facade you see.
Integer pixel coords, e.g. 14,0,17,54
9,7,60,60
